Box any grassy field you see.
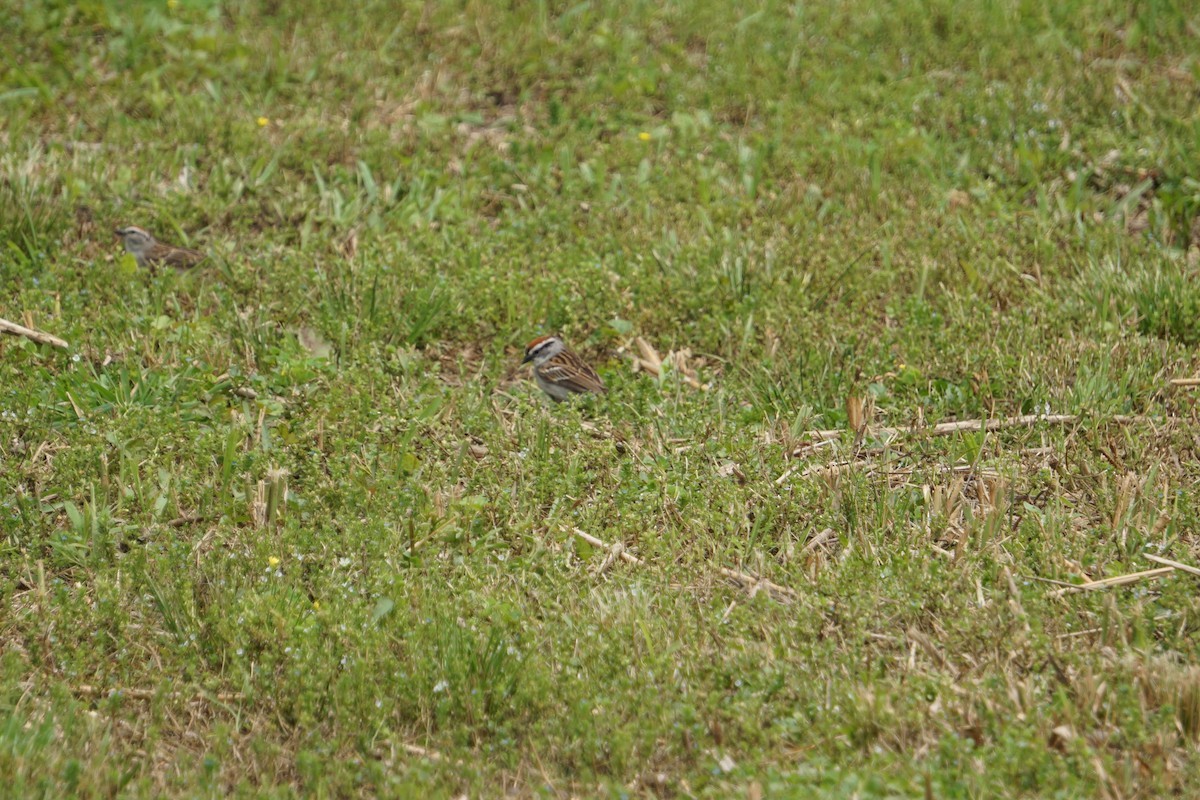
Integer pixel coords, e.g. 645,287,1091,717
3,0,1200,796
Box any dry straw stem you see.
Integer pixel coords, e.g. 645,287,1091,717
1046,566,1175,599
906,627,949,670
1168,377,1200,387
36,684,442,760
594,541,628,575
400,742,441,760
32,682,246,704
250,479,268,529
631,335,708,390
1003,567,1030,631
573,527,643,566
717,567,799,603
0,316,69,349
774,466,797,485
571,528,797,602
801,528,837,554
793,413,1149,456
1144,554,1200,578
634,336,663,376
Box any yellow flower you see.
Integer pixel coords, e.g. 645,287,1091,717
167,0,179,9
256,116,270,127
312,600,321,610
268,556,280,567
638,131,651,142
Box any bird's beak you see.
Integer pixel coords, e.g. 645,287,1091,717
113,228,125,237
521,352,533,364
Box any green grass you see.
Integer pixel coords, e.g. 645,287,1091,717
3,0,1200,796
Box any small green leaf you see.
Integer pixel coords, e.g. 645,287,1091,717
371,597,395,625
608,317,633,335
459,495,488,512
63,502,84,532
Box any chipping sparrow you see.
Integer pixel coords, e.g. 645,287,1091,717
522,335,607,402
114,226,205,270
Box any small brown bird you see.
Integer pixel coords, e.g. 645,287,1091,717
522,335,607,402
114,226,206,271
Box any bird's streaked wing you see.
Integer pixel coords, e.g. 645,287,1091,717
152,244,206,269
540,351,606,394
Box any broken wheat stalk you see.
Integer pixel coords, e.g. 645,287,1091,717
800,528,837,554
635,337,663,376
0,317,69,349
47,683,245,703
1143,554,1200,578
572,528,796,602
573,528,642,565
1046,566,1175,599
594,542,627,575
793,413,1148,456
400,742,441,760
718,567,798,603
